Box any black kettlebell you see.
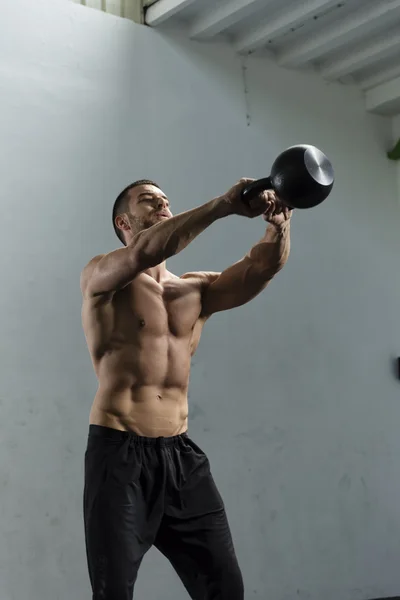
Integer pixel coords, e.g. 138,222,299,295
242,144,334,209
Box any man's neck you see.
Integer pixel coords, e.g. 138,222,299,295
145,262,167,283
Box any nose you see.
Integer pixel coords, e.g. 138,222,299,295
157,198,168,210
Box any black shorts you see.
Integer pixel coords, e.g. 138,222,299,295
83,425,244,600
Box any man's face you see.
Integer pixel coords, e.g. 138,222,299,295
128,184,173,230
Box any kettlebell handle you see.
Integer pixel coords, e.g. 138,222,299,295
241,177,273,205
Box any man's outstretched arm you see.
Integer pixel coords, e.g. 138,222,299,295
199,202,291,316
81,179,269,298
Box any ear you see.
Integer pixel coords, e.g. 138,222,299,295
115,214,130,232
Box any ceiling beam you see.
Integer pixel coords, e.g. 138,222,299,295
358,64,400,91
190,0,270,40
145,0,198,26
234,0,340,55
365,76,400,116
278,0,400,68
320,31,400,80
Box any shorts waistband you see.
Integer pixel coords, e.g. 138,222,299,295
88,424,188,447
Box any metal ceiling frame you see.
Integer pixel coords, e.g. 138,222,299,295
67,0,400,116
144,0,400,116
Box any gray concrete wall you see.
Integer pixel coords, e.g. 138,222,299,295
393,115,400,200
0,1,399,598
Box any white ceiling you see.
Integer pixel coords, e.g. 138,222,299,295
144,0,400,117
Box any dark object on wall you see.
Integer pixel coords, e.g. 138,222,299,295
242,144,334,209
387,138,400,160
397,358,400,380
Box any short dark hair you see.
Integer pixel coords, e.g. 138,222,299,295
112,179,159,245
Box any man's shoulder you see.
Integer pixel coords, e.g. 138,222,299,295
80,254,105,294
83,254,105,270
180,271,220,286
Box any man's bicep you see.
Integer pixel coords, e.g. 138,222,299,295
200,270,239,316
200,258,270,316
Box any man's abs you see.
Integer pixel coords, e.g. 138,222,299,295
90,385,189,437
89,339,193,436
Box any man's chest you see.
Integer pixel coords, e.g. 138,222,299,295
115,274,204,337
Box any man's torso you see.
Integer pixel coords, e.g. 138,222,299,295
82,270,213,437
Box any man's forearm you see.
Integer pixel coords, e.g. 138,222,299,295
246,221,291,277
132,196,231,268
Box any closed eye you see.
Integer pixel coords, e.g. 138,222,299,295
138,194,169,207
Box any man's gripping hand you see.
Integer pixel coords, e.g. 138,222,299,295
220,178,275,218
262,190,292,227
